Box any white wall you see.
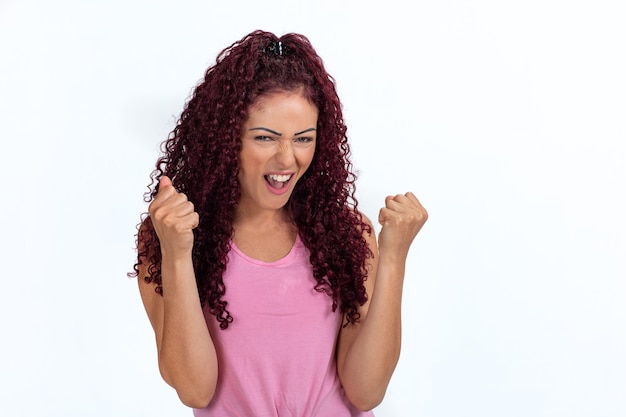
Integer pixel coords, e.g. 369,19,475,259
1,1,624,416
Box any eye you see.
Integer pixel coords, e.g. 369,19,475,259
254,135,273,142
295,136,314,144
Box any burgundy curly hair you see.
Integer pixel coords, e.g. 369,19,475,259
130,30,373,330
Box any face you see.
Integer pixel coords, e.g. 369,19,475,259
237,91,318,215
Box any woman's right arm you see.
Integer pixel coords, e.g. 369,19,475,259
137,176,218,408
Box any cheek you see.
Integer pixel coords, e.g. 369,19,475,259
298,160,311,175
238,150,263,175
300,147,316,171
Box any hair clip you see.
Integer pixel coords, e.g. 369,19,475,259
264,41,291,56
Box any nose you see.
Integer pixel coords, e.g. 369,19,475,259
275,140,296,167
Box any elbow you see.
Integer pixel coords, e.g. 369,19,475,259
159,364,216,409
344,385,386,412
173,377,217,409
339,367,391,411
349,396,384,412
178,389,215,409
174,377,216,409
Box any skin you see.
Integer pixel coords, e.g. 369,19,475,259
336,191,427,410
137,90,428,410
232,91,318,261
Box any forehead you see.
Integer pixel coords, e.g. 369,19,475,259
246,91,318,121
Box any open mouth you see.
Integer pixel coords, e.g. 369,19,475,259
265,173,293,190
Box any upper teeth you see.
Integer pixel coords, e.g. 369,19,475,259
268,174,291,182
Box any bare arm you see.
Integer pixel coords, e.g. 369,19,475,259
137,176,218,408
337,193,428,411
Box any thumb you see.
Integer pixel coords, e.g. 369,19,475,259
378,196,393,226
378,207,387,227
159,175,173,190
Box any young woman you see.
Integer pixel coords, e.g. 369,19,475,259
131,30,428,416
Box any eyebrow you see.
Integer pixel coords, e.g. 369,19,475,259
249,127,317,136
294,127,317,136
249,127,282,136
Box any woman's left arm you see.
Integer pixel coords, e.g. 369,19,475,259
337,192,428,411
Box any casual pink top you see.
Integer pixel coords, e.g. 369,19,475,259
194,235,374,417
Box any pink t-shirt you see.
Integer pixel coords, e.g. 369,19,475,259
194,235,374,417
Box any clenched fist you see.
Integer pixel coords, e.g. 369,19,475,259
148,176,199,259
377,192,428,261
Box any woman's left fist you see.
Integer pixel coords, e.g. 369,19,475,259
377,192,428,259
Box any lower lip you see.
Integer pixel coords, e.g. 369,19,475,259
265,176,293,195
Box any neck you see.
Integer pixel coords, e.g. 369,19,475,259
233,204,292,230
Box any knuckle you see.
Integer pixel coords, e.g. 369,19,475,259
162,215,175,228
151,206,165,221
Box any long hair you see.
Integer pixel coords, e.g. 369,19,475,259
130,30,372,330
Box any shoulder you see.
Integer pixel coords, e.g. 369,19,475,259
353,210,377,252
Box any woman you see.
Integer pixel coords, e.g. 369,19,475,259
131,30,428,416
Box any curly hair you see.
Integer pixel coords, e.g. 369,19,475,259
130,30,373,330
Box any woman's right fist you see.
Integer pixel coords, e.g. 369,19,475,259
148,176,199,258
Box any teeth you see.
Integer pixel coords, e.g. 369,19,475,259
268,174,291,182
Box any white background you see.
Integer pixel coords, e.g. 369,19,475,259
1,1,625,416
